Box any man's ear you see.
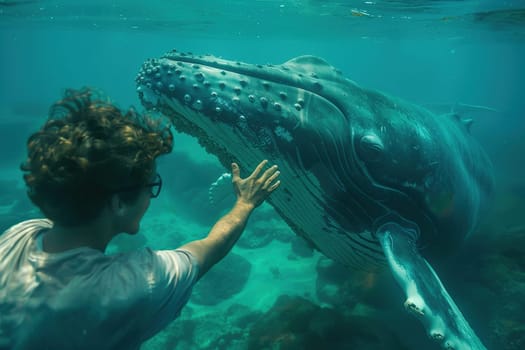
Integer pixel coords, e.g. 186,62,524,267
109,194,126,216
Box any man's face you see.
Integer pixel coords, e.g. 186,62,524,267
120,188,152,235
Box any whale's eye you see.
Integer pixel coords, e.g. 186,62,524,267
358,134,384,162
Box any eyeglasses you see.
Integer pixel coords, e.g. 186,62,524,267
114,173,162,198
145,173,162,198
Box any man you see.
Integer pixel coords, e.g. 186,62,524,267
0,87,280,349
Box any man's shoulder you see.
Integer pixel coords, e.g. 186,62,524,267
2,218,52,235
0,218,51,243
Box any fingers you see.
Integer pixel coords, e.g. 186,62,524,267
249,159,269,179
269,180,281,191
263,168,280,190
265,178,281,192
232,160,281,208
231,162,241,182
233,160,280,193
259,163,279,184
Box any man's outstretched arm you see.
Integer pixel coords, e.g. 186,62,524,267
179,160,280,279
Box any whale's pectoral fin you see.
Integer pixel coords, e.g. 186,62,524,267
375,221,487,350
208,172,234,206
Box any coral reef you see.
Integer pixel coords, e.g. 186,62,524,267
143,303,260,350
315,256,394,310
247,295,407,350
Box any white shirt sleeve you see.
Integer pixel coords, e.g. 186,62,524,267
136,248,200,341
96,248,200,346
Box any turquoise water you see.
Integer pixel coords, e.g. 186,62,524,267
1,1,525,349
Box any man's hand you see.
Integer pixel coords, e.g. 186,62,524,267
231,160,281,209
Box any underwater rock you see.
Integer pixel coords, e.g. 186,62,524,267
198,304,263,350
237,226,275,249
142,308,199,350
315,256,354,307
191,252,251,305
247,295,406,350
289,235,314,258
273,226,294,244
315,256,393,310
237,211,296,250
143,303,262,350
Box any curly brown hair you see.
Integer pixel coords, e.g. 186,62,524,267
21,87,173,226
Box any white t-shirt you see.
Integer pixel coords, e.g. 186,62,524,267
0,219,199,350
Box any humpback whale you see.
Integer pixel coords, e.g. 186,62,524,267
136,50,493,350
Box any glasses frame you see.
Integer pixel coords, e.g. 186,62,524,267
114,173,162,198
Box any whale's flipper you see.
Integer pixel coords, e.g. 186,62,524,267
376,222,487,350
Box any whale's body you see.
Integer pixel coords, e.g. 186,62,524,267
136,51,493,349
137,51,493,267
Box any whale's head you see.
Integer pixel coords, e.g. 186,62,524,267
136,51,354,166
